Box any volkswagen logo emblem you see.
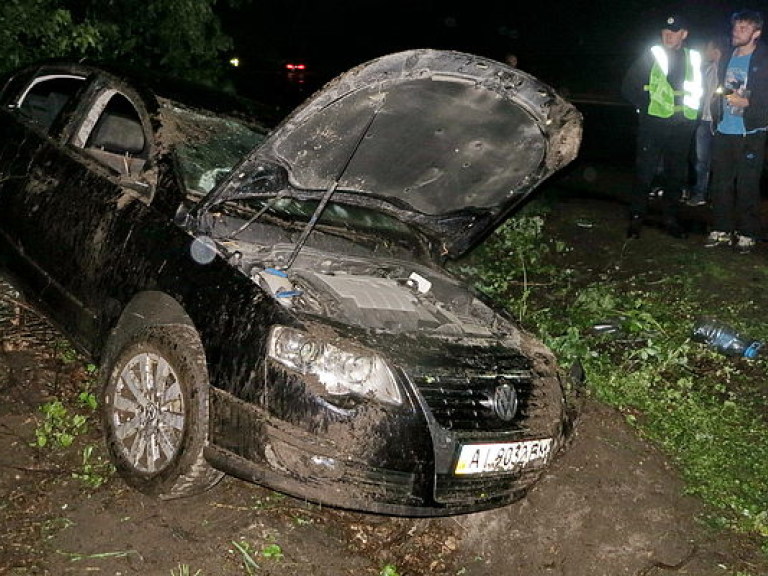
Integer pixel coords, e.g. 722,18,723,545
493,383,518,422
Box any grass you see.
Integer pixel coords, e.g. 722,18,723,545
171,565,202,576
551,280,768,541
32,399,89,449
55,548,139,561
31,373,114,489
460,208,768,550
230,539,284,574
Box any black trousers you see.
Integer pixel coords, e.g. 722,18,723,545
630,116,696,220
709,131,766,239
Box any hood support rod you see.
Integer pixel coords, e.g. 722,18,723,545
283,99,384,269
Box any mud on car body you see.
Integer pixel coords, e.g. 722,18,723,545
0,50,582,515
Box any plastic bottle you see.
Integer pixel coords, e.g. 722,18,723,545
691,317,763,359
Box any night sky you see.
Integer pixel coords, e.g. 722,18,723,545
221,0,765,103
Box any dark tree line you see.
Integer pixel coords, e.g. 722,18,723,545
0,0,246,84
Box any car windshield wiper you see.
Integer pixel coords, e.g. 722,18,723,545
227,190,291,240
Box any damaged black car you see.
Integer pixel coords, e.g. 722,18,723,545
0,50,582,515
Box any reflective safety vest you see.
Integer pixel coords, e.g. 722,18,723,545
644,45,703,119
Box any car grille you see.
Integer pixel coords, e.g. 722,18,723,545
411,369,537,432
402,346,564,507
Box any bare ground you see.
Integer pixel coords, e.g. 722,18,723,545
2,191,767,576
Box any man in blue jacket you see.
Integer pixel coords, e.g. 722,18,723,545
622,14,703,239
706,9,768,253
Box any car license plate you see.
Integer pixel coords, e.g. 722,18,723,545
454,438,553,475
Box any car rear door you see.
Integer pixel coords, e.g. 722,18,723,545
0,68,89,297
0,67,158,345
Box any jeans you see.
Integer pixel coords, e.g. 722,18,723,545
630,116,696,220
692,120,713,199
709,131,766,238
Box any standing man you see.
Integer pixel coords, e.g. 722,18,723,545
688,35,727,207
706,10,768,254
622,14,703,239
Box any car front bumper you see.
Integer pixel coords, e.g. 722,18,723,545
205,354,571,516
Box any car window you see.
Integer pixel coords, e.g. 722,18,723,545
75,91,149,178
163,103,267,194
253,196,416,235
16,75,85,132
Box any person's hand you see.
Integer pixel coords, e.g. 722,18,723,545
727,93,750,108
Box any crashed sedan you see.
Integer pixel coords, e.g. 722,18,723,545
0,50,582,515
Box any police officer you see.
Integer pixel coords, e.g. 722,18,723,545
622,14,704,239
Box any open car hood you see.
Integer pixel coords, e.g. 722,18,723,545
221,49,582,258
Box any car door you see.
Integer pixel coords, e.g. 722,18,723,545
0,67,157,345
0,68,89,301
50,83,159,338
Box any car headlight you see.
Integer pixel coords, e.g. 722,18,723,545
268,326,402,406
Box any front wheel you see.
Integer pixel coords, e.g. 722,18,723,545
101,325,223,499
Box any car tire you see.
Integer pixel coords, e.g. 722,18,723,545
101,325,223,499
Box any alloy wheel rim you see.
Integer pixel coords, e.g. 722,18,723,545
111,352,185,473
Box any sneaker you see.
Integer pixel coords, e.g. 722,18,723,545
705,231,730,248
686,194,707,207
736,235,756,254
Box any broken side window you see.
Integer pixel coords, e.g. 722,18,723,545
77,91,148,178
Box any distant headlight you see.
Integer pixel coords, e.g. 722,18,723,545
267,326,402,406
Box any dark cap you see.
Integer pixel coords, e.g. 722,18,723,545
662,14,688,31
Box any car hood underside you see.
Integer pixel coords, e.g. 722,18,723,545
210,49,582,258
